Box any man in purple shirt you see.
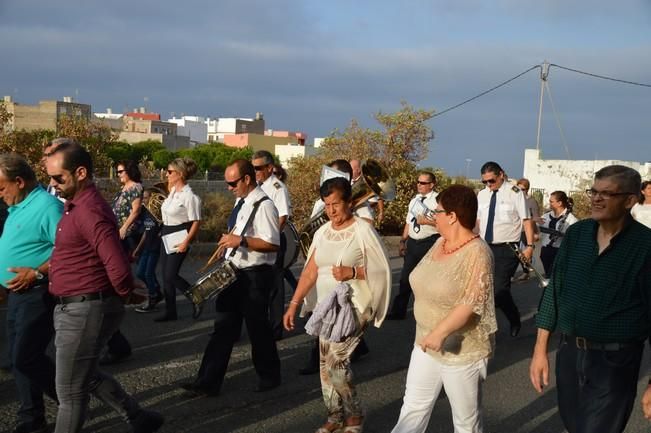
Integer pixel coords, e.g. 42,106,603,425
46,141,163,433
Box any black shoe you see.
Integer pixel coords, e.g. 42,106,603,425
298,363,319,375
254,378,281,392
180,382,219,397
99,351,132,366
510,323,522,337
135,300,158,313
385,312,406,321
154,313,177,322
13,420,48,433
130,409,164,433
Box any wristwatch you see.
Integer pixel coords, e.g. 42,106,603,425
33,269,45,281
239,236,248,248
525,244,535,249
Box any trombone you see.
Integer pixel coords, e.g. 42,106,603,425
508,243,549,288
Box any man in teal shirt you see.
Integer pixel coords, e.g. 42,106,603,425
0,153,62,433
530,165,651,433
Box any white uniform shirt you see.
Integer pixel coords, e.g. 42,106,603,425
260,174,291,218
406,190,439,239
310,199,374,220
161,184,201,225
632,203,651,229
539,209,578,248
477,182,528,243
226,186,279,268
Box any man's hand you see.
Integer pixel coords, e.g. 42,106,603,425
529,347,550,393
522,246,534,262
642,385,651,420
6,267,37,292
399,241,407,257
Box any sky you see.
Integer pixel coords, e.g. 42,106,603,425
1,0,650,178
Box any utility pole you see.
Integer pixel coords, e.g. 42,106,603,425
536,61,550,152
465,158,472,179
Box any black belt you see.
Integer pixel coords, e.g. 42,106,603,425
236,264,272,273
561,334,643,351
488,242,518,247
409,234,439,244
55,291,116,305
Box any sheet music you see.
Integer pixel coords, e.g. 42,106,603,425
320,165,350,186
161,229,188,254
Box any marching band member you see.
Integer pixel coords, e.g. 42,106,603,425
539,191,577,276
476,161,535,338
181,159,281,396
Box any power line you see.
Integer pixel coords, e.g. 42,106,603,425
433,65,541,118
549,63,651,88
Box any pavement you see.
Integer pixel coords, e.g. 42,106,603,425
1,241,650,433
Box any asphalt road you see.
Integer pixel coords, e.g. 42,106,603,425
1,247,650,433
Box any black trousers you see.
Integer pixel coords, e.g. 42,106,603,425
269,232,287,340
194,265,280,392
556,336,643,433
159,224,191,317
489,243,521,327
540,245,559,277
389,234,439,318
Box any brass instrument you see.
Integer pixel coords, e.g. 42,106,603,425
144,182,168,224
509,243,549,288
298,159,396,257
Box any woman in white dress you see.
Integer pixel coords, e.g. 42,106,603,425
284,177,391,433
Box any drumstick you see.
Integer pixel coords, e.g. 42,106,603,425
200,227,236,273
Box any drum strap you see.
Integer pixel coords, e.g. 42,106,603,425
228,196,270,258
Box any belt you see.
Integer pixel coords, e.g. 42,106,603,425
488,242,518,247
561,334,643,351
409,234,439,244
55,291,116,305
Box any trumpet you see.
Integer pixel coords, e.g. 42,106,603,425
508,243,549,288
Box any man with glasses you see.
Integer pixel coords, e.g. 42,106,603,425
530,165,651,433
0,153,61,433
386,171,439,320
252,150,292,340
182,159,281,396
46,141,163,433
476,161,535,337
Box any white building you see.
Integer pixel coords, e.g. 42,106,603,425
205,113,265,142
167,115,207,146
93,108,123,120
313,137,325,148
275,142,317,167
523,148,651,200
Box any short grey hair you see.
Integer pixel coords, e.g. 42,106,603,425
252,150,274,165
594,165,641,194
0,153,36,182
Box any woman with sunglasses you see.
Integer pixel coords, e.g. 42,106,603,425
111,160,143,252
539,191,578,276
155,157,202,322
391,184,496,433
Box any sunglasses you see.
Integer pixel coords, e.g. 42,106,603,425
481,178,497,185
417,181,433,185
116,170,125,174
253,165,268,171
167,169,176,175
50,174,65,184
226,175,245,187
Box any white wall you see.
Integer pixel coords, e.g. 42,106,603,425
523,149,651,200
168,116,207,146
275,143,316,167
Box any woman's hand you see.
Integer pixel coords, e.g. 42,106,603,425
331,265,354,281
119,226,128,240
419,329,446,352
283,303,299,331
176,240,190,253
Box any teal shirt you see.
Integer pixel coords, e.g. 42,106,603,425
536,217,651,343
0,186,63,286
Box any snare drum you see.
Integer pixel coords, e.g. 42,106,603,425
184,260,238,319
283,221,299,270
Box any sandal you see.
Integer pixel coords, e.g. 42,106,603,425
315,421,344,433
342,416,364,433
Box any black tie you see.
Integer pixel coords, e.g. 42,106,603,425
484,190,497,244
227,198,245,231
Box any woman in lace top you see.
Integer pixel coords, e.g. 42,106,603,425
111,160,143,252
392,184,496,433
284,177,391,433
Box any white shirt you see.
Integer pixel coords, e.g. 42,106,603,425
405,191,439,239
310,199,374,221
226,186,279,268
632,203,651,229
260,174,291,218
161,184,202,226
539,209,578,248
477,182,528,243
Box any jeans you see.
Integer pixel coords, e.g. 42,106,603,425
392,347,487,433
556,337,643,433
7,285,57,425
53,296,141,433
137,249,161,297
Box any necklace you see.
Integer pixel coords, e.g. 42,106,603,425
442,234,479,255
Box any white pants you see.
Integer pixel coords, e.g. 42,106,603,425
391,346,488,433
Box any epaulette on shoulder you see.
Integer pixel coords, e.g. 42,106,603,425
512,185,521,193
273,182,281,189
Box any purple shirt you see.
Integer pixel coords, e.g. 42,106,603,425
49,184,134,297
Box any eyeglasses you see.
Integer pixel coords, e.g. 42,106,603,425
226,175,245,188
585,188,636,200
253,165,267,171
50,174,65,184
481,179,497,185
116,170,125,174
432,209,447,215
417,181,433,185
